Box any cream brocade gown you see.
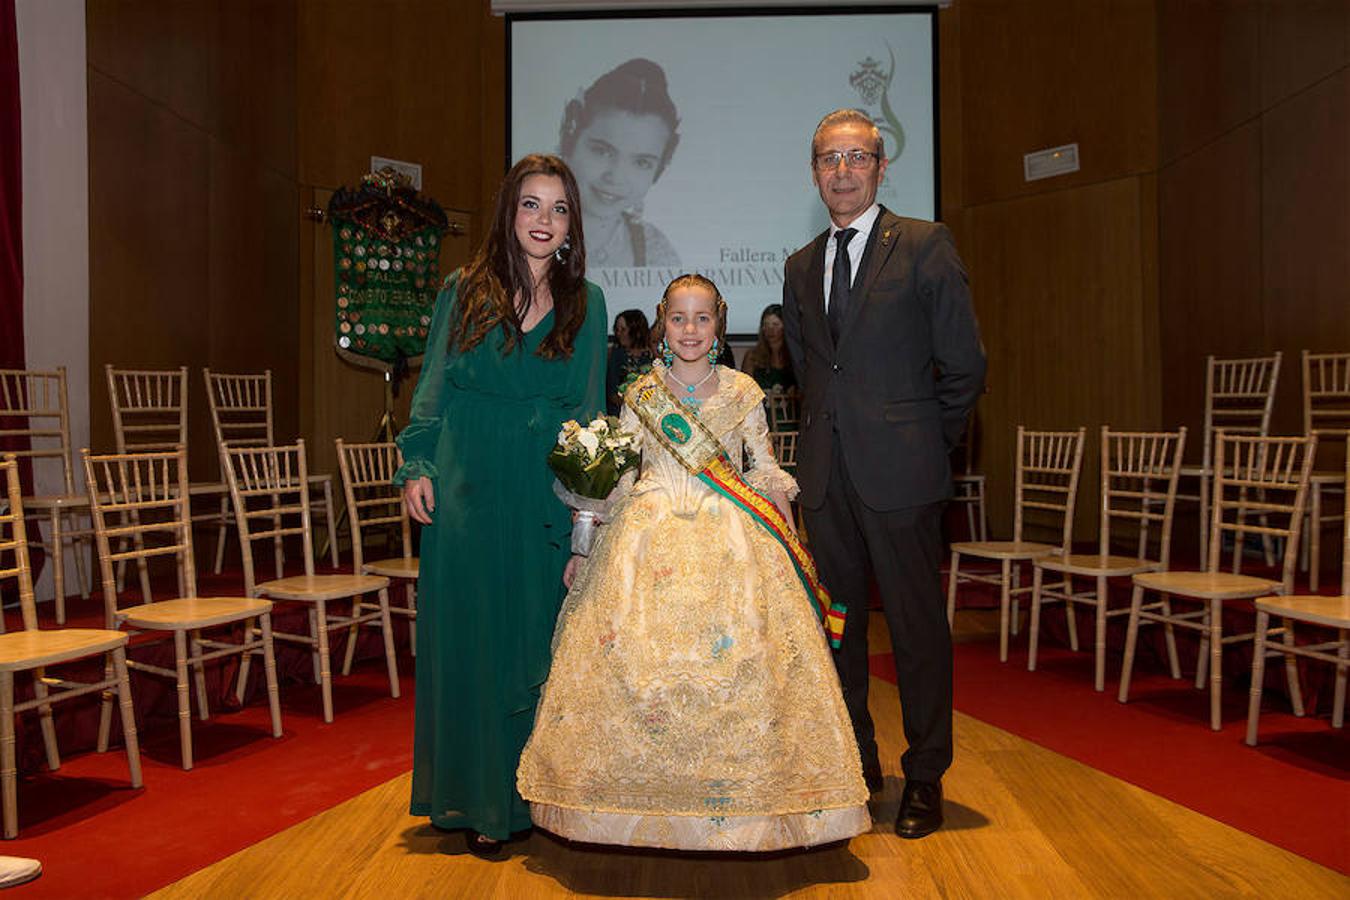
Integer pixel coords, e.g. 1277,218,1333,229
517,365,870,851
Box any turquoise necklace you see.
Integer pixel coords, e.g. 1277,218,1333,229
666,365,716,408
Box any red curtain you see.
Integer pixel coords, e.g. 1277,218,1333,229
0,0,39,590
0,0,20,372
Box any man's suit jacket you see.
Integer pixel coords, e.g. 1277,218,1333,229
782,207,986,511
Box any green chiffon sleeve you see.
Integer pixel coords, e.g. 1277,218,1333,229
568,283,609,423
393,278,456,485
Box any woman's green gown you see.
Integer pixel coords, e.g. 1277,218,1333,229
394,278,607,839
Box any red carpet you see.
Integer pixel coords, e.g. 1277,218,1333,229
871,639,1349,875
0,551,417,899
5,663,414,899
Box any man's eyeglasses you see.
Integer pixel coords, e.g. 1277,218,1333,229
813,149,881,171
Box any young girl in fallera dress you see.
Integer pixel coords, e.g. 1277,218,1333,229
517,275,869,851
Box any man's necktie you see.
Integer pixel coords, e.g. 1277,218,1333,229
828,227,858,344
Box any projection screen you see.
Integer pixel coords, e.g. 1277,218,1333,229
508,7,937,335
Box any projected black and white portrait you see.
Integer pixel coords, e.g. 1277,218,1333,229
559,58,682,269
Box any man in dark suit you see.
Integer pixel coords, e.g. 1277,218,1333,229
782,109,985,839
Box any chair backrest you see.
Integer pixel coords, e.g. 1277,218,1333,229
334,439,409,572
1302,350,1350,441
1199,353,1282,469
82,447,197,627
0,367,76,495
1340,446,1350,597
0,455,38,632
203,369,275,459
1098,427,1188,566
1013,426,1087,550
769,430,798,470
222,440,314,595
766,390,800,432
106,365,190,453
1207,432,1317,591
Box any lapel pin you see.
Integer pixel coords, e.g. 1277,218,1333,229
881,229,893,246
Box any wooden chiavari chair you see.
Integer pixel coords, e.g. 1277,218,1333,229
947,427,1087,662
951,410,988,542
104,365,228,599
1176,353,1282,566
223,440,398,723
1247,442,1349,745
1119,432,1316,730
769,430,798,471
83,447,281,770
766,389,800,433
203,369,339,575
335,439,417,672
1029,427,1187,691
1301,350,1349,591
0,367,91,623
0,455,141,837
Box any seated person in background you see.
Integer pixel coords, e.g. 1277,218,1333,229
605,309,654,415
741,303,797,394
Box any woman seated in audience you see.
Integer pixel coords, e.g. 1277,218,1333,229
604,308,653,415
741,303,796,394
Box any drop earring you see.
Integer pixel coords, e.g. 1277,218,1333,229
661,338,674,367
707,338,720,366
554,236,571,263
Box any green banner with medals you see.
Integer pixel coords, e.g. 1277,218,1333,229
329,170,449,363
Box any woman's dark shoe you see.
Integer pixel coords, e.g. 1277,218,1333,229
465,831,505,860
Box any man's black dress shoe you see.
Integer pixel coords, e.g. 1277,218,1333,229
862,762,885,794
895,780,943,839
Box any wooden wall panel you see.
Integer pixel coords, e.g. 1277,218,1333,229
959,0,1158,207
87,70,212,460
1157,122,1264,447
1259,0,1350,109
1158,0,1260,164
937,2,963,218
965,177,1157,539
295,0,496,481
87,0,300,481
1158,0,1350,455
85,0,213,129
296,0,482,213
1262,68,1350,435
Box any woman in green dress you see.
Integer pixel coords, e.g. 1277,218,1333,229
395,154,607,857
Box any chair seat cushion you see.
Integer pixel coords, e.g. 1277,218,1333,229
952,541,1059,560
1133,570,1278,599
120,597,273,630
0,628,127,671
258,573,390,601
363,557,419,579
1039,554,1160,577
1254,594,1350,628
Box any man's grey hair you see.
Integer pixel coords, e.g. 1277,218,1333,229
811,108,885,160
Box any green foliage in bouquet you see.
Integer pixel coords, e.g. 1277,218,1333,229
615,363,652,402
548,416,640,501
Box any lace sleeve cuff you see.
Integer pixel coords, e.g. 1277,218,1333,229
745,464,799,501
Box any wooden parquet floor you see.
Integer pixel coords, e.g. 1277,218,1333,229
149,615,1348,899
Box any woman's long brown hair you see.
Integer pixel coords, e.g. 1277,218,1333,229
447,154,588,359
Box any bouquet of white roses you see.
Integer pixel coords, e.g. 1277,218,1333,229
548,415,640,555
